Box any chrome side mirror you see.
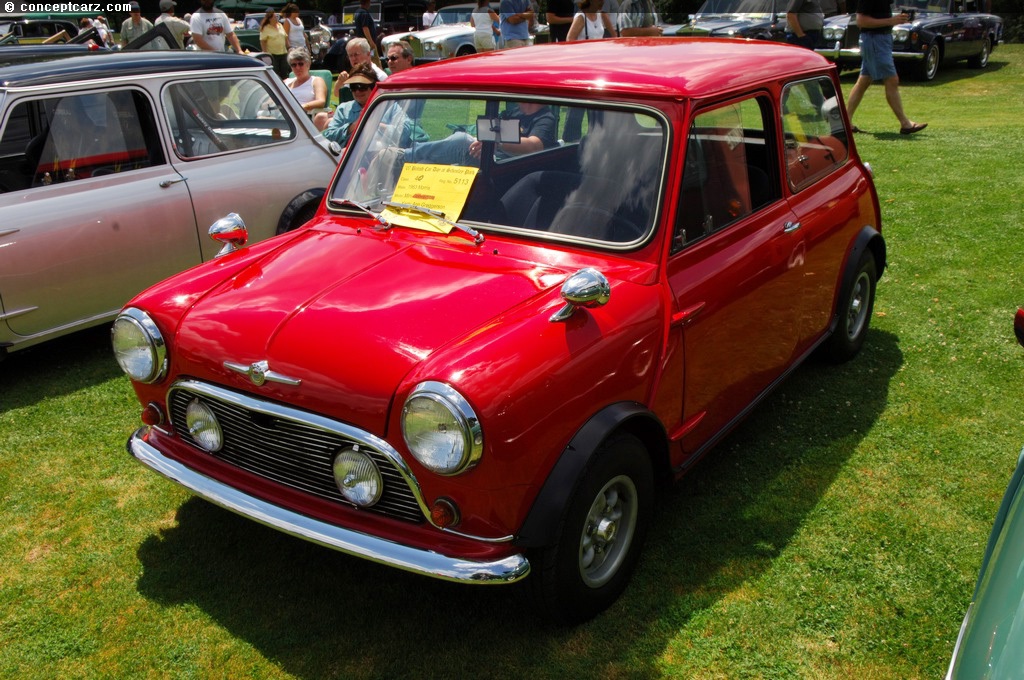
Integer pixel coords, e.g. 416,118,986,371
550,268,610,322
209,213,248,257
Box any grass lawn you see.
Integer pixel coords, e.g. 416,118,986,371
2,45,1022,679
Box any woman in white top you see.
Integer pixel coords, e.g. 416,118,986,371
285,47,328,115
282,3,306,50
567,0,616,41
470,0,499,52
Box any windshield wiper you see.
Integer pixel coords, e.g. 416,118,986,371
382,201,485,245
337,198,390,229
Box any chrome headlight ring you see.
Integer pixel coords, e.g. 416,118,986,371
401,381,482,476
111,307,167,384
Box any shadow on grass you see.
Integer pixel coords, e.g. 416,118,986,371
135,330,902,678
0,324,121,413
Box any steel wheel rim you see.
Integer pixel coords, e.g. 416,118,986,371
578,474,638,588
925,44,939,79
846,271,871,339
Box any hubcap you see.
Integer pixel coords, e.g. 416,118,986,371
579,475,638,588
846,271,870,339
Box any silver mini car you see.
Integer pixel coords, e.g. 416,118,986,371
0,51,339,356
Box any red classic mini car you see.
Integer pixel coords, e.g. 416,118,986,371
113,39,885,622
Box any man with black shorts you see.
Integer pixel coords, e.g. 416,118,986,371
844,0,926,135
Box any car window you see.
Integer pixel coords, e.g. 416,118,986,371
162,78,296,159
781,77,848,193
0,89,163,192
672,95,778,252
330,95,665,247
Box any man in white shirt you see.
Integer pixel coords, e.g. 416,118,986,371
189,0,243,52
422,1,437,28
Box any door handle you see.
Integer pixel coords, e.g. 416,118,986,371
159,176,187,188
783,221,801,233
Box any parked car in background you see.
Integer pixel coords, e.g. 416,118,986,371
818,0,1002,81
235,10,333,65
945,308,1024,678
382,2,501,62
0,51,339,356
115,39,885,622
0,17,79,43
672,0,788,40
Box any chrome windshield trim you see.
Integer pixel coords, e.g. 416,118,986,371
128,428,530,584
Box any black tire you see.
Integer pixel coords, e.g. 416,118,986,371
275,189,324,234
968,37,991,69
913,42,941,81
824,252,877,363
455,45,475,57
530,433,653,624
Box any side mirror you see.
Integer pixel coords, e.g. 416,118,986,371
209,213,248,257
550,268,611,322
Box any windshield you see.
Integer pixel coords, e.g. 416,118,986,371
328,96,666,248
433,7,474,25
695,0,776,15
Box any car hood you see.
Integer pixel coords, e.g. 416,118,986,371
678,16,772,34
410,24,471,41
173,229,570,434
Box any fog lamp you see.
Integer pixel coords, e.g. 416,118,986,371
430,498,460,529
333,446,382,507
185,399,223,452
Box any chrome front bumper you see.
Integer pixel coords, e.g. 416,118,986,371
816,44,925,62
128,427,531,584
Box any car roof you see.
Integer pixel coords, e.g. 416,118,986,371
0,50,268,88
382,38,834,100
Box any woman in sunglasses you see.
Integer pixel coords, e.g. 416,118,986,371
322,65,378,145
285,47,328,115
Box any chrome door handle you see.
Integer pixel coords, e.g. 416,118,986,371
159,176,188,188
783,221,801,233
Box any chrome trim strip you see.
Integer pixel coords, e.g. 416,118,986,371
0,305,38,321
0,227,20,238
128,428,530,584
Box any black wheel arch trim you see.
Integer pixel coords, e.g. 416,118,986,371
276,187,325,234
514,402,670,549
832,226,885,331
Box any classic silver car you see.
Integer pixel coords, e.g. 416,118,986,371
0,51,340,357
382,2,509,62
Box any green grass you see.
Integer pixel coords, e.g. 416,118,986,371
2,46,1023,679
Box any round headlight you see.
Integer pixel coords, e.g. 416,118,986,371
333,446,383,507
401,381,482,476
893,27,909,42
111,307,167,384
185,399,223,453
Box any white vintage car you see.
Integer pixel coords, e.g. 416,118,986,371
0,50,340,356
380,2,543,62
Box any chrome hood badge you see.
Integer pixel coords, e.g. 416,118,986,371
224,360,302,387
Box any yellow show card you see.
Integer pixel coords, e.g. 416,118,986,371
381,163,479,234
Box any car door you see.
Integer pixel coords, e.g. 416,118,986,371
780,77,866,357
0,88,198,343
665,94,804,457
160,75,333,261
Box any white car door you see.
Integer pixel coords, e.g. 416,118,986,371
0,88,199,344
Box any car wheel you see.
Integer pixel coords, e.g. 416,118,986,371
456,45,475,57
914,42,940,81
968,37,991,69
530,433,653,623
276,189,324,234
824,252,877,363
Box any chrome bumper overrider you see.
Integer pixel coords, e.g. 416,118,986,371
128,428,531,584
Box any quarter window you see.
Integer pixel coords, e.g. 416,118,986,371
0,90,162,192
162,78,295,159
781,78,849,192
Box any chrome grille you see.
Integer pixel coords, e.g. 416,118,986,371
168,383,424,524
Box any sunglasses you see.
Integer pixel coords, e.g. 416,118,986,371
289,61,307,67
386,55,403,62
349,83,373,92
